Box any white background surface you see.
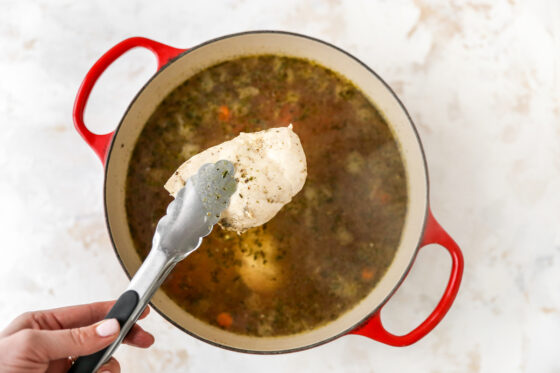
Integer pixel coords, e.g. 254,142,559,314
1,0,559,372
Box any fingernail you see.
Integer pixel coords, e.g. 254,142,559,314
100,371,111,373
96,319,119,337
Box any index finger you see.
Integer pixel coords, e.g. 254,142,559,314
1,301,151,336
52,301,151,328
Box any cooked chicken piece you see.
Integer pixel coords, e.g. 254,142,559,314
165,125,307,232
236,228,283,293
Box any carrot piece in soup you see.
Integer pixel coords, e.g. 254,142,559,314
217,312,233,328
361,268,375,281
218,105,231,121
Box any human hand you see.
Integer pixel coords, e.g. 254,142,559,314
0,301,155,373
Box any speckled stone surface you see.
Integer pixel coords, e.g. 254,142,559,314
1,0,559,372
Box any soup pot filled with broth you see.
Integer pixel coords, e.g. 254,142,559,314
73,31,464,353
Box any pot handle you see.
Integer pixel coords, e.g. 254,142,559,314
349,208,464,346
73,37,186,165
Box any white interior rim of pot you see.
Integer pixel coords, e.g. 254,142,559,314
103,31,429,353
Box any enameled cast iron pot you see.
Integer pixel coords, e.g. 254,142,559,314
73,31,464,353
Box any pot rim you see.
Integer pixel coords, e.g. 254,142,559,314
102,30,430,354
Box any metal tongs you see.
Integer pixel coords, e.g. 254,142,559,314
69,160,237,372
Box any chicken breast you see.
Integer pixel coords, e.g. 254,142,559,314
164,125,307,232
236,228,283,293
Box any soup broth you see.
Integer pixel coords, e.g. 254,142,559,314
125,55,407,336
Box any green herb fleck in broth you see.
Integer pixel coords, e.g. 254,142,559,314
125,55,407,337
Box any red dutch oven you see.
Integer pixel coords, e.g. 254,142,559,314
74,31,464,353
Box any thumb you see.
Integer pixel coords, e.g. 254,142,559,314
25,318,120,360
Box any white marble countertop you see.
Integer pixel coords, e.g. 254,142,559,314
1,0,559,372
